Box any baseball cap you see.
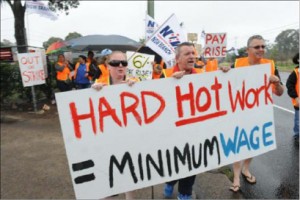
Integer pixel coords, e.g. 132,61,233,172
101,48,112,56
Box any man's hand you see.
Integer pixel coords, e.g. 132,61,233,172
91,83,106,91
172,71,185,79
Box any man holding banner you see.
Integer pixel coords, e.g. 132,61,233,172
230,35,284,192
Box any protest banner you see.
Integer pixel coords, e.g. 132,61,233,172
204,33,227,58
145,13,187,68
29,47,48,78
25,0,58,21
17,52,46,87
145,14,159,41
126,51,155,81
56,64,276,199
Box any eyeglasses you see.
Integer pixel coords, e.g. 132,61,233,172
249,45,266,50
108,60,128,67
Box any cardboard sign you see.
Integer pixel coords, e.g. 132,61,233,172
204,33,227,58
17,52,46,87
56,64,276,199
126,51,155,81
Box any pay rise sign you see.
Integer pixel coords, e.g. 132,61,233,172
56,64,276,199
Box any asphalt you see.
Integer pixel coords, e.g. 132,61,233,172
109,169,245,199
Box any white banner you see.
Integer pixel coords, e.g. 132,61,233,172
126,51,155,81
17,52,46,87
204,33,227,58
145,14,159,41
56,64,276,199
26,0,58,21
145,14,187,68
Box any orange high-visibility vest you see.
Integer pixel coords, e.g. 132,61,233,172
291,68,299,107
234,57,275,75
162,64,201,78
95,64,109,83
55,62,70,81
206,59,218,72
234,57,277,92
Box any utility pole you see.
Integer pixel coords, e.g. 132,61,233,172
147,0,154,18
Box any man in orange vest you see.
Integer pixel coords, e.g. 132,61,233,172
230,35,284,193
286,52,299,145
162,42,200,200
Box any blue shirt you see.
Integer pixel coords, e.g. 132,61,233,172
75,63,90,84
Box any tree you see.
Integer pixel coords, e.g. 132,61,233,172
43,37,64,50
0,0,80,53
1,39,15,46
274,29,299,61
65,32,82,41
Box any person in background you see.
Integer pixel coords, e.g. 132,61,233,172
194,56,205,69
152,60,164,79
230,35,284,193
95,48,113,84
91,51,137,199
73,55,91,89
87,50,101,83
286,52,299,145
205,57,218,72
54,54,72,92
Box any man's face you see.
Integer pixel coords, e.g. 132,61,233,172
247,39,266,60
176,46,195,70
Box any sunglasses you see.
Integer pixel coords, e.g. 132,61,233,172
108,60,128,67
250,45,266,50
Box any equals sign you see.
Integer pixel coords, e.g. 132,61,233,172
72,159,95,184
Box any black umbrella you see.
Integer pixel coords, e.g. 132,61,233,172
66,34,141,52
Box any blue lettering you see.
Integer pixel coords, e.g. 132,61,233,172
159,26,174,37
237,128,251,153
170,41,181,48
263,121,274,146
147,21,155,27
250,126,260,150
219,127,239,157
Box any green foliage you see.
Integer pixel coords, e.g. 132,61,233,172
48,0,80,15
65,32,82,41
275,29,299,61
43,37,64,50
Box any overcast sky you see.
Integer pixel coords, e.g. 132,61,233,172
1,1,299,50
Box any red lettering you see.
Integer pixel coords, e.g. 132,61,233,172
205,34,212,45
219,34,226,44
69,98,96,139
120,92,142,126
204,47,211,57
245,88,258,108
265,74,273,104
215,46,220,56
22,71,31,82
195,87,211,112
212,35,219,44
222,46,227,56
176,82,195,118
141,91,166,124
99,97,122,132
175,111,227,127
211,77,222,110
228,80,245,112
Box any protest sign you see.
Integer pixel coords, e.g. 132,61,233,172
17,52,46,87
146,13,187,68
145,14,159,41
204,33,227,58
126,51,155,81
56,64,276,199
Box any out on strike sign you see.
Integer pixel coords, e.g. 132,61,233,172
17,52,46,87
56,64,276,199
